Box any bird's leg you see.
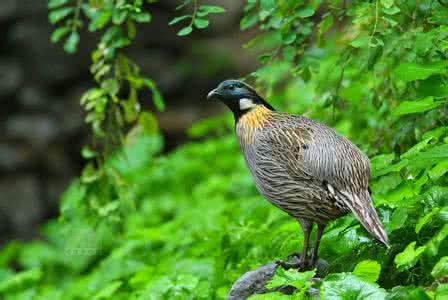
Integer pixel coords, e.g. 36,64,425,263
277,220,312,270
309,224,325,267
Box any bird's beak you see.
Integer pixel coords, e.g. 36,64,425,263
207,88,218,100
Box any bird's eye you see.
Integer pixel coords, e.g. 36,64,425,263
228,85,236,90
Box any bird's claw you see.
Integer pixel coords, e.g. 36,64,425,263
275,256,308,271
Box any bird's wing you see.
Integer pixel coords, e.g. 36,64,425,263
258,114,389,246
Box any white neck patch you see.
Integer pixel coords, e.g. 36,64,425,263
239,98,256,110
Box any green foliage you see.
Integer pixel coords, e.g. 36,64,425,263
169,0,225,36
2,0,448,299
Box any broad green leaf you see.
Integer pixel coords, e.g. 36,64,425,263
392,97,443,116
394,242,426,271
425,224,448,256
386,207,408,233
321,273,387,300
353,260,381,282
416,208,439,233
177,26,193,36
266,268,315,290
297,8,315,18
401,137,433,159
395,61,448,82
48,7,73,24
260,0,276,11
435,284,448,300
417,76,448,98
380,0,394,8
431,256,448,279
387,286,431,299
429,160,448,180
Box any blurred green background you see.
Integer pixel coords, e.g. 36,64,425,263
1,0,447,299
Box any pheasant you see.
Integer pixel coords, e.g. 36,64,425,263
207,79,389,268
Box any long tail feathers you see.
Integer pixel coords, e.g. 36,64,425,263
343,191,390,248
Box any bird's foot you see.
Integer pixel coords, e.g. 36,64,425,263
275,253,309,271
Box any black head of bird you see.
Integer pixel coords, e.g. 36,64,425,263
207,80,275,119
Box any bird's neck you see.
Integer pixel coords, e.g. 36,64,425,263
236,105,273,145
237,104,272,126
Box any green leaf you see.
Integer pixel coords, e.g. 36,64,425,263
386,207,408,233
92,281,122,300
198,5,226,14
48,0,70,9
259,0,276,11
321,273,387,299
395,61,448,82
267,268,315,290
143,79,165,111
132,12,151,23
194,18,210,29
425,224,448,256
417,76,448,98
88,11,112,32
0,269,42,293
353,260,381,282
297,7,315,18
51,26,71,43
416,208,440,233
240,13,258,30
380,0,394,8
319,15,334,35
432,256,448,279
64,31,80,54
101,79,120,96
435,284,448,300
401,137,434,159
169,15,190,25
48,7,74,24
394,242,427,271
392,97,444,116
177,26,193,36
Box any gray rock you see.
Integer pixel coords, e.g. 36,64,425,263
0,59,23,97
0,175,43,240
228,262,283,300
17,86,51,109
5,114,59,147
228,257,328,300
0,0,18,22
0,142,33,170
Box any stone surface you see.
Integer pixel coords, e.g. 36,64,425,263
227,256,328,299
0,176,43,240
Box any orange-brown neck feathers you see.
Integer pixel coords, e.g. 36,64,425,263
236,105,273,145
238,105,272,128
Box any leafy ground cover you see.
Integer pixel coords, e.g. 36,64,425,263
1,0,448,299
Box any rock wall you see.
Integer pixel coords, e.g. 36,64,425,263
0,0,256,242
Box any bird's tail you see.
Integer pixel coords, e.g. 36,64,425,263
345,191,390,248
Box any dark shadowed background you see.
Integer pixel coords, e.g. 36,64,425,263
0,0,256,242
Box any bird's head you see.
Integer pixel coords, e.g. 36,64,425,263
207,79,275,118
